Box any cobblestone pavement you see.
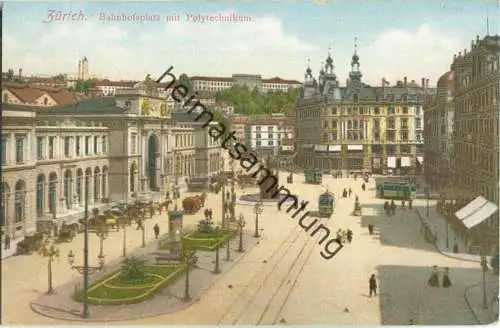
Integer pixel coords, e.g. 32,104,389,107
1,173,492,324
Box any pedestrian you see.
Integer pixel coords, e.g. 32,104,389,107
368,224,374,235
369,274,377,297
204,208,210,220
408,198,413,209
346,229,353,243
4,233,10,250
361,183,366,191
427,265,439,287
136,219,143,230
336,229,342,243
153,223,160,239
442,267,452,288
390,200,396,216
348,188,352,198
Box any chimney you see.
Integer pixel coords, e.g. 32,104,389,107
458,51,462,57
476,35,480,42
404,76,407,86
426,79,429,88
421,78,425,88
18,68,22,80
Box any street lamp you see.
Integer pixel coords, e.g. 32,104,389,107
213,226,222,274
182,245,197,302
237,213,246,253
424,186,430,218
95,222,108,258
254,201,263,238
480,247,489,309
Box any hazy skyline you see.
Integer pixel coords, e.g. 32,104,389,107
3,0,499,86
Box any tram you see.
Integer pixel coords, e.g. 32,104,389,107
318,191,335,218
376,181,416,200
304,169,322,184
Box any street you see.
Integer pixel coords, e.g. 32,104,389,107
0,173,488,324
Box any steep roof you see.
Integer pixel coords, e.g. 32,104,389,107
3,83,86,106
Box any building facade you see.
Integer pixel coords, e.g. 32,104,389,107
295,47,433,175
449,34,500,245
1,75,222,243
423,71,455,191
191,75,302,93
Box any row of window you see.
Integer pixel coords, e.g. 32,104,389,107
1,135,26,165
455,84,499,113
254,140,281,147
34,135,107,161
299,105,422,119
322,118,419,130
254,133,282,139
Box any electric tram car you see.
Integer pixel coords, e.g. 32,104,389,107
376,181,417,200
304,169,322,184
318,191,335,218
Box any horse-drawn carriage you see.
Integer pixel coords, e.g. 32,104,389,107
56,223,77,243
16,233,44,255
153,199,172,215
318,191,335,218
182,193,207,214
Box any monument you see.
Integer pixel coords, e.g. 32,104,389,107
260,155,280,199
168,207,184,257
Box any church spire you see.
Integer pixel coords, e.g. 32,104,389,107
351,37,360,72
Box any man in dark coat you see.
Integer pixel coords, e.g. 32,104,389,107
153,223,160,239
346,229,353,243
369,274,377,297
4,234,10,250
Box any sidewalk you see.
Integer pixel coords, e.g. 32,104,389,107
413,200,483,263
464,278,499,324
412,201,499,324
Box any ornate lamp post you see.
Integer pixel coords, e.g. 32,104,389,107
253,201,263,238
182,245,197,302
237,213,246,253
213,226,222,274
67,248,104,318
95,222,108,258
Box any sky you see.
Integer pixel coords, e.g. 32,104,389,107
3,0,499,86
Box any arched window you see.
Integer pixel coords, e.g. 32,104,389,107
102,166,108,199
48,173,58,216
94,167,100,201
36,174,45,216
130,164,136,192
76,169,83,204
64,170,72,209
14,180,26,227
1,183,10,229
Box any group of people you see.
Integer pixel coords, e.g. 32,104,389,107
336,228,353,244
427,265,452,288
384,200,397,216
342,188,353,198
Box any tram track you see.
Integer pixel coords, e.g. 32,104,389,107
256,232,318,325
216,225,304,325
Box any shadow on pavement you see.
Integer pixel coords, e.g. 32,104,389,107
376,265,489,325
359,204,436,254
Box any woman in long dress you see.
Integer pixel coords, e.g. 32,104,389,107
428,265,439,287
442,267,452,288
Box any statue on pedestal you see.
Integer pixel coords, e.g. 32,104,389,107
260,155,280,199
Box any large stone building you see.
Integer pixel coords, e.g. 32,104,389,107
1,76,222,245
191,74,302,93
295,46,433,175
423,71,455,191
449,34,500,247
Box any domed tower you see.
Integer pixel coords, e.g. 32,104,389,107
320,47,340,97
347,37,363,98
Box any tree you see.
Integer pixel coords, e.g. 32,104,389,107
179,74,193,93
38,238,60,294
6,69,14,81
75,79,92,94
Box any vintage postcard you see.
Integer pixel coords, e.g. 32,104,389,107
1,0,499,325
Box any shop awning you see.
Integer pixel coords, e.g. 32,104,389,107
462,201,498,229
401,157,411,167
328,145,341,152
387,156,396,168
455,196,488,220
347,145,363,151
314,145,328,152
